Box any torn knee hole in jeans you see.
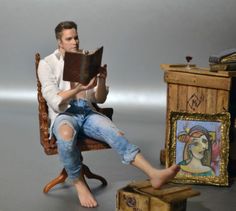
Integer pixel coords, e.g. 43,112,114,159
58,122,76,141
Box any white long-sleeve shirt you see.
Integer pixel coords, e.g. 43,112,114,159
38,49,99,134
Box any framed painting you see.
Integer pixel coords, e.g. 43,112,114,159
166,111,230,186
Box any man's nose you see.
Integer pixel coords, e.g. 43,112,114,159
72,39,78,44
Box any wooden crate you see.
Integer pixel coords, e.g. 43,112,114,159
160,64,236,165
116,180,200,211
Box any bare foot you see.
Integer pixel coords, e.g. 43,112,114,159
150,164,180,189
74,178,98,208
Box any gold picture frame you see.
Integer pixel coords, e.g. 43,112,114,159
166,111,230,186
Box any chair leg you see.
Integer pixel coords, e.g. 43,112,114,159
82,164,108,186
43,165,107,193
43,168,68,193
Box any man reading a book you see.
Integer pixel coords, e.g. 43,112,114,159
38,21,179,208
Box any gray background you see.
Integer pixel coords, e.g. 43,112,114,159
0,0,236,103
1,0,236,211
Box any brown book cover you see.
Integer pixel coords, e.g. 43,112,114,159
63,46,103,85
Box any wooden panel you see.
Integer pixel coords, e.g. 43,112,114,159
117,191,149,211
168,84,178,111
150,197,171,211
165,84,178,150
178,85,188,112
165,71,231,91
205,89,217,113
216,90,229,112
197,87,207,113
186,86,199,113
186,87,207,113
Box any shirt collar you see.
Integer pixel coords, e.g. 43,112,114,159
54,49,63,61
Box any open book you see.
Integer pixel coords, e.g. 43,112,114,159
63,46,103,85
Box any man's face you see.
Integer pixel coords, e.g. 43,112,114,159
58,28,79,53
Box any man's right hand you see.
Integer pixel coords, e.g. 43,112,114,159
59,77,98,103
73,76,97,93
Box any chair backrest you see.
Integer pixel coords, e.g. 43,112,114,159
35,53,58,155
35,53,112,155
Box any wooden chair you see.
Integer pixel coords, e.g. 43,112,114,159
35,53,112,193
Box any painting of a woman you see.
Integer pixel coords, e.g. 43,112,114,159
177,125,215,176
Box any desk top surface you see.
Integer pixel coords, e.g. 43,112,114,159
160,64,236,78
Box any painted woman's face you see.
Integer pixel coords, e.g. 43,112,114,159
190,135,209,160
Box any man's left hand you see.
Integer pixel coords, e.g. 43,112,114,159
97,64,107,80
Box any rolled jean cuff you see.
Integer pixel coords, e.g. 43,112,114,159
68,172,81,181
62,162,81,181
122,146,140,165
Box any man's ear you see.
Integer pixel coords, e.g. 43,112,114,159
57,39,62,48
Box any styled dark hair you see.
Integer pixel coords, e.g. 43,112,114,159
55,21,77,40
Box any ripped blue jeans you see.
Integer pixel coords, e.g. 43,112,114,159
52,99,140,180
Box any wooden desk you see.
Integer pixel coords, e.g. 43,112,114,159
160,64,236,165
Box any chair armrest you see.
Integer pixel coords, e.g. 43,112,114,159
99,108,113,120
92,103,113,120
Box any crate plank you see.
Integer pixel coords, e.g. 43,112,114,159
164,71,231,90
206,89,217,113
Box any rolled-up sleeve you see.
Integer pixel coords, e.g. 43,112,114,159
38,60,69,113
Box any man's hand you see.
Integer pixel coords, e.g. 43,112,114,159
94,64,108,103
82,76,97,90
71,77,97,93
97,64,107,80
